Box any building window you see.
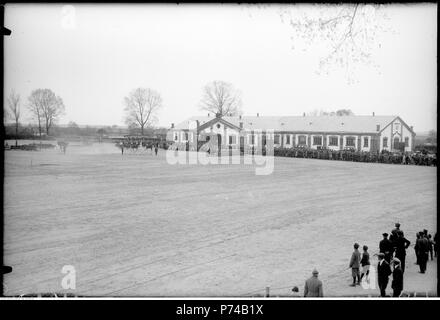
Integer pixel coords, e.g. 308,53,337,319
363,137,369,148
383,137,388,148
229,135,236,145
376,125,380,132
274,134,280,144
298,135,307,145
286,135,291,144
329,136,338,146
184,132,189,141
393,137,400,149
405,137,409,147
346,137,355,147
249,134,255,145
174,133,178,141
394,123,400,132
313,136,322,146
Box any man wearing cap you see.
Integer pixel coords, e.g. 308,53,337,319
380,233,393,263
391,258,404,297
349,243,361,286
390,222,400,251
304,269,323,297
377,253,391,297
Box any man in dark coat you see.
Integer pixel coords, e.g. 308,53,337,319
394,230,411,273
349,243,361,286
377,253,391,297
391,258,404,297
379,233,394,263
390,223,402,250
415,232,429,273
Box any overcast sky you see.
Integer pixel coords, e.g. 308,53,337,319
4,4,437,132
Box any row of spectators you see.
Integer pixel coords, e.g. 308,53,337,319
271,147,437,166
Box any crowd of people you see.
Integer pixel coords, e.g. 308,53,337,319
298,223,436,298
272,147,437,166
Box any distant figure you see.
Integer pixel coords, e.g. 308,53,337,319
154,143,158,156
304,269,323,297
434,233,438,257
428,234,434,260
291,286,301,298
377,253,392,297
391,258,404,297
349,243,361,286
415,233,421,265
120,142,124,155
415,232,429,273
360,245,370,283
394,230,410,273
379,233,394,263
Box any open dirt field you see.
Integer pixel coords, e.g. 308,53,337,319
3,144,437,297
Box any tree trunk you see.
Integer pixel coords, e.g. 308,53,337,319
141,125,144,136
15,121,18,147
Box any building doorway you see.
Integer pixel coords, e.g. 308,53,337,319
217,134,222,157
393,137,400,150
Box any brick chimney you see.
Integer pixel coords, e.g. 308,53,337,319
257,113,259,117
303,112,306,117
372,112,375,116
171,123,174,129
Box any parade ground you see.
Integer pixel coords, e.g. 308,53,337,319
3,143,437,297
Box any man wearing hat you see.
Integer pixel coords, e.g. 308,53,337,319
415,231,429,273
391,258,404,297
377,253,391,297
349,243,361,286
304,269,323,297
390,222,401,246
380,233,394,263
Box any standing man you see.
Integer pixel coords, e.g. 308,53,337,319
377,253,392,297
304,269,323,297
434,233,438,258
415,232,429,273
154,143,158,156
360,245,371,283
391,258,404,297
428,234,434,261
394,231,411,273
349,243,361,286
380,233,394,263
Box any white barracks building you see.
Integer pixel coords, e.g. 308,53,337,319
167,113,416,153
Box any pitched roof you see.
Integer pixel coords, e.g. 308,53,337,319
173,115,403,134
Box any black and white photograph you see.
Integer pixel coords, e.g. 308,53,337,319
1,3,437,301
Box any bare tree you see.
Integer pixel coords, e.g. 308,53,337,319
7,90,21,146
124,88,162,136
28,89,65,137
306,108,353,116
245,4,391,79
199,81,243,117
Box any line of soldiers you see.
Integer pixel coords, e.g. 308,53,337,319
273,147,437,166
377,223,436,297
